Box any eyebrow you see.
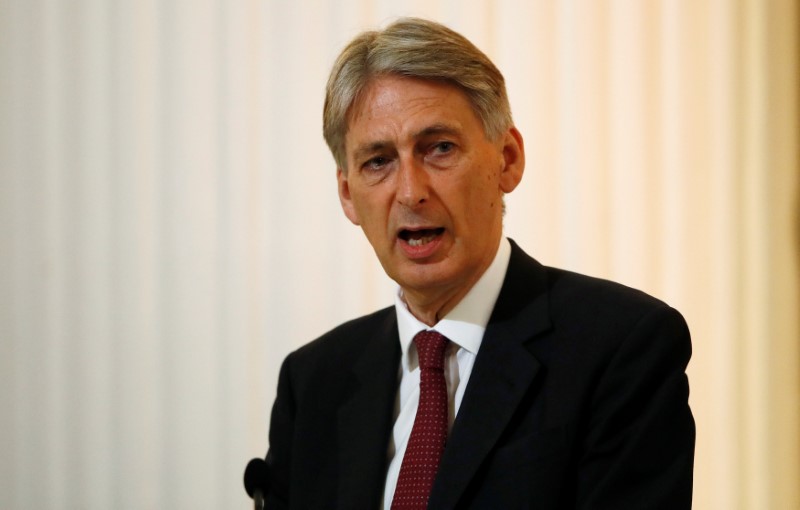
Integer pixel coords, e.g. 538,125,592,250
414,123,462,139
351,141,392,165
351,123,463,163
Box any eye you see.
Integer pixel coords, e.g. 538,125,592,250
363,156,390,171
432,141,454,154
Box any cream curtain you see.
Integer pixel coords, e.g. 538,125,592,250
1,1,797,508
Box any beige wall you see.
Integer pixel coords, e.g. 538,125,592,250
1,1,797,508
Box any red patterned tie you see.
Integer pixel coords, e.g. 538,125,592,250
391,330,449,510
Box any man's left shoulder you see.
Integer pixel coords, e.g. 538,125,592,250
506,240,687,337
508,240,675,318
540,265,690,351
545,266,671,314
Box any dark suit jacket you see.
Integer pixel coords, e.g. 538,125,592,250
262,240,695,509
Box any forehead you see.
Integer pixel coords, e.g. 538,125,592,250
347,75,477,133
345,75,480,142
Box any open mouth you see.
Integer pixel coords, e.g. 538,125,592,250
399,227,445,247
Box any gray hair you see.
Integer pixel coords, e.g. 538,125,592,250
323,17,513,170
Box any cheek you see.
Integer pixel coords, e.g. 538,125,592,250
467,175,504,226
352,192,391,230
468,167,502,207
446,181,498,230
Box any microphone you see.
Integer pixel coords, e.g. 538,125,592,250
244,457,269,510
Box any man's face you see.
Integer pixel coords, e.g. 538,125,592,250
337,75,524,303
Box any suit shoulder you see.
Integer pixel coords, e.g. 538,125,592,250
547,266,667,305
507,240,678,324
289,305,395,364
543,266,684,330
278,306,399,402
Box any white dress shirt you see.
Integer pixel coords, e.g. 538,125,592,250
381,238,512,509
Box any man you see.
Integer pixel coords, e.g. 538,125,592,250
250,17,694,509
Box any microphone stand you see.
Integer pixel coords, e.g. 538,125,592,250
253,488,265,510
244,458,269,510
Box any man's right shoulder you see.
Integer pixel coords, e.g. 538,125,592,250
288,305,397,364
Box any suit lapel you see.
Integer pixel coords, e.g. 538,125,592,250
336,311,400,509
429,240,553,509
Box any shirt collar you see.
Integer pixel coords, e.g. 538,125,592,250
394,237,512,371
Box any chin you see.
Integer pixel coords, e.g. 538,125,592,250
392,264,458,293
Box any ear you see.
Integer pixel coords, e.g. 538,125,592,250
498,126,525,193
337,168,361,225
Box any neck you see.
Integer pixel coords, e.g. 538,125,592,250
401,239,502,326
401,286,468,326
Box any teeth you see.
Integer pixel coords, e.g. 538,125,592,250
407,232,437,247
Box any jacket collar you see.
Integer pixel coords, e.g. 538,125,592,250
333,239,552,509
429,239,553,509
336,309,400,509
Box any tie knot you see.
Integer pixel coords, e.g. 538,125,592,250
413,330,448,370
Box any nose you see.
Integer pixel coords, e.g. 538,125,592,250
396,157,429,207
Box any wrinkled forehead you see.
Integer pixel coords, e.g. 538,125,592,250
345,74,474,136
346,76,474,138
